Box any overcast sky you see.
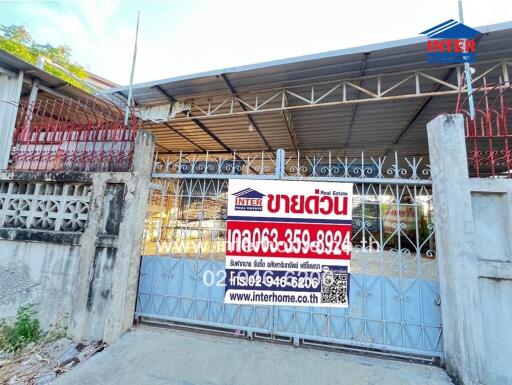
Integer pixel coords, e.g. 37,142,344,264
1,0,511,85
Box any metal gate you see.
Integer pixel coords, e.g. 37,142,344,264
136,150,442,358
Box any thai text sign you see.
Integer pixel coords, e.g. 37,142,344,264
224,180,353,307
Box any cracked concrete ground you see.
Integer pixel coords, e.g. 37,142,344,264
52,326,453,385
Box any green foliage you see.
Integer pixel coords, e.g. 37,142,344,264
0,24,91,92
0,304,42,353
0,25,32,44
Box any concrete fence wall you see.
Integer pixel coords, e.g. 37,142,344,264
0,130,154,343
427,114,512,385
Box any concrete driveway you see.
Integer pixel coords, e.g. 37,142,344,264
53,326,453,385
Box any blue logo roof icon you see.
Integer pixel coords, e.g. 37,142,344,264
421,19,480,39
233,188,265,198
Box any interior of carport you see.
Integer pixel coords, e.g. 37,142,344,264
107,22,512,163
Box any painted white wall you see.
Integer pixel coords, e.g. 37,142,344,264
428,114,512,385
0,240,80,329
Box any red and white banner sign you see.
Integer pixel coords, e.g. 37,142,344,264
224,180,353,307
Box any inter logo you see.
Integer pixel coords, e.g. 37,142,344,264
233,188,265,211
420,19,480,63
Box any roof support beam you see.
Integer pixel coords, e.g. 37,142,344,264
281,93,299,152
190,118,260,173
191,118,231,152
151,86,207,151
38,83,70,100
114,90,138,107
155,143,173,153
281,110,298,153
385,68,455,156
151,85,233,152
153,85,176,102
220,74,272,150
345,53,369,147
159,121,206,152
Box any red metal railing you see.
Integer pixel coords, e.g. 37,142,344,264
9,97,139,172
456,79,512,178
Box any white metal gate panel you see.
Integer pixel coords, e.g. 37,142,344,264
136,150,442,358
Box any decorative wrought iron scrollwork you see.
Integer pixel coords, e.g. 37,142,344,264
283,150,431,183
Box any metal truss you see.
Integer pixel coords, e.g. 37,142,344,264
155,59,511,123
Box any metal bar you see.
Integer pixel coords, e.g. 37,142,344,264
345,53,369,147
192,118,231,152
387,67,457,152
151,86,207,151
281,92,299,152
153,85,176,102
458,0,475,119
220,73,272,150
155,143,173,153
38,84,71,100
162,122,205,152
124,11,141,126
23,79,40,128
189,118,259,174
152,85,230,152
281,110,299,153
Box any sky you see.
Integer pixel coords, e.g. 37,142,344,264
0,0,511,86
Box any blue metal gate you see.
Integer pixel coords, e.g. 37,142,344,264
136,150,442,358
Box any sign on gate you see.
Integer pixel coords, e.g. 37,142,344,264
224,180,353,307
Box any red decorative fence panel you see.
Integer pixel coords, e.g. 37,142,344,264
9,97,138,172
456,80,512,178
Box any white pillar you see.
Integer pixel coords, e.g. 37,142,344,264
0,69,23,170
427,114,486,384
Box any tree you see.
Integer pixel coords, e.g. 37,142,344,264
0,24,90,92
0,25,32,44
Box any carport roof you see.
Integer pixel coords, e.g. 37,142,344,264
106,21,512,157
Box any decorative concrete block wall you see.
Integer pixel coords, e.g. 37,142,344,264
0,130,155,343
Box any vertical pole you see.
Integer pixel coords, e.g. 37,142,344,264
458,0,475,119
124,11,141,126
502,61,510,87
23,79,40,128
275,149,285,179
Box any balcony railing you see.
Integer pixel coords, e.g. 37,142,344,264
456,79,512,178
8,97,139,172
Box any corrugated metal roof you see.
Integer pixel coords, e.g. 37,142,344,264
106,21,512,157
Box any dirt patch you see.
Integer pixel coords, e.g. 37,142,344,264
0,332,105,385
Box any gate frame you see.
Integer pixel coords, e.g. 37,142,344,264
138,148,442,360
